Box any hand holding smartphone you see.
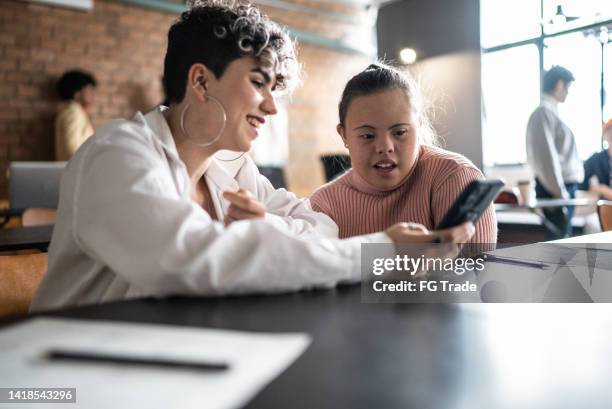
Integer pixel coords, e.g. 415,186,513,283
435,179,504,230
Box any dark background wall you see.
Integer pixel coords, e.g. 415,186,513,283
376,0,483,169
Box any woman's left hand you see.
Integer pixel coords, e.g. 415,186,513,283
223,189,265,225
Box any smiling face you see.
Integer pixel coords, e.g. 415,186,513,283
204,57,278,152
339,88,420,190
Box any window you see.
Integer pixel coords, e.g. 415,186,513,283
481,46,540,164
605,41,612,121
481,1,612,166
544,33,602,159
480,0,541,48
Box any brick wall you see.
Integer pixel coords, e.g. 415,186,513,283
0,0,372,199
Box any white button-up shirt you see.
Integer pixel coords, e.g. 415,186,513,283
526,95,584,198
31,107,389,311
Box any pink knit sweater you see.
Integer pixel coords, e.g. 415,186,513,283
310,145,497,243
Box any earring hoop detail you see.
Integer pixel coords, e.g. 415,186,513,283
216,151,247,162
180,95,227,147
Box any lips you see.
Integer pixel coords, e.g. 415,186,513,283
246,115,264,138
247,115,264,128
373,159,397,175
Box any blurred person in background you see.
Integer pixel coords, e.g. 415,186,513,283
526,65,583,238
55,69,97,161
580,119,612,200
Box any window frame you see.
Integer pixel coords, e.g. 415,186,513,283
481,0,612,166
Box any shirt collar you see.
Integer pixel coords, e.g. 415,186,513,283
205,157,241,192
541,94,559,114
142,106,180,158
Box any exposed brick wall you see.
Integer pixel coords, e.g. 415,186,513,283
0,0,372,199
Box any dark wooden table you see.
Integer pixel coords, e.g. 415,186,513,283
495,199,608,239
0,225,54,252
7,285,611,409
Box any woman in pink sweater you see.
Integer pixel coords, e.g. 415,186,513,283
310,64,497,243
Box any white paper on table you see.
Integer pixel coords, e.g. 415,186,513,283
0,317,311,409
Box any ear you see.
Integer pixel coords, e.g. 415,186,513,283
73,89,83,102
337,124,347,145
187,63,213,102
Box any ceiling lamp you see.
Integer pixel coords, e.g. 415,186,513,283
550,4,579,25
399,48,417,65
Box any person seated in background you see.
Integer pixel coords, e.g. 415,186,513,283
31,1,473,312
55,69,97,161
310,63,497,244
581,119,612,200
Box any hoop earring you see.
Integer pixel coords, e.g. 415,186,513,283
216,151,247,162
180,95,227,147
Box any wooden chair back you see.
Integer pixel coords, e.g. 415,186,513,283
0,252,48,317
598,203,612,231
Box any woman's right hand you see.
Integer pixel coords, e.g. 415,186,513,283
433,222,475,243
384,222,431,243
384,222,475,277
385,221,475,244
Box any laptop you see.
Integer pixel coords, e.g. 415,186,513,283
8,162,67,210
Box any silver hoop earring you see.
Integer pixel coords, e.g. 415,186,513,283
180,95,227,147
216,151,247,162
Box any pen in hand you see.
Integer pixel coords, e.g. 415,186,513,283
46,349,230,371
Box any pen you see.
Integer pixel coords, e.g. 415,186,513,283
484,254,550,269
46,349,230,371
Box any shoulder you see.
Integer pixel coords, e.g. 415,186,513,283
418,145,482,177
68,114,163,178
528,105,557,124
89,113,155,152
310,172,353,211
56,101,85,122
585,150,609,167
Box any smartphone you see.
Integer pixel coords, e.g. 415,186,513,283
435,179,504,230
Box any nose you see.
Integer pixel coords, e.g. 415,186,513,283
376,134,394,154
261,92,278,116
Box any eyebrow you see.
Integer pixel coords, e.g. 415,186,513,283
352,124,375,131
389,123,412,129
251,68,273,84
352,123,412,131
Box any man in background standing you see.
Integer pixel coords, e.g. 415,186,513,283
526,65,583,238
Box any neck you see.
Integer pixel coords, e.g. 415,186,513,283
164,104,217,186
545,92,561,104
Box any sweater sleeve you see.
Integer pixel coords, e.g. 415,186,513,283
309,188,334,217
431,167,498,244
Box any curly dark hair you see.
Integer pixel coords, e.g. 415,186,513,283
162,0,298,104
56,69,97,101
